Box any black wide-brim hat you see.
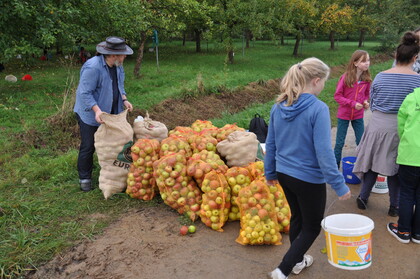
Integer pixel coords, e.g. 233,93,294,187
96,36,133,55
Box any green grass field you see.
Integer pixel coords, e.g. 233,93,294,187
0,39,393,278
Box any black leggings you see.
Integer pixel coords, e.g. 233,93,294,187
276,172,326,276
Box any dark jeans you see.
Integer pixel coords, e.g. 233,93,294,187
334,118,364,167
76,113,98,181
276,172,326,276
398,165,420,234
359,170,400,208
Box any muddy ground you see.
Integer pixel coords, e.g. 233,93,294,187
28,53,420,279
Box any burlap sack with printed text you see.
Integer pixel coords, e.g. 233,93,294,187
95,110,134,199
216,131,259,167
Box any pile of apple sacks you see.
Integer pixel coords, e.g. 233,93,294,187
126,120,291,245
126,139,160,201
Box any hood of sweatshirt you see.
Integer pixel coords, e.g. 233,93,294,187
279,93,317,121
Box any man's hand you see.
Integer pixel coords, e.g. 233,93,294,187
95,110,104,124
123,100,133,112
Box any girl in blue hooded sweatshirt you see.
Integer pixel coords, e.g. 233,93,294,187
265,57,351,279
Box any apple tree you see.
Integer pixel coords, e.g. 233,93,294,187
318,2,354,50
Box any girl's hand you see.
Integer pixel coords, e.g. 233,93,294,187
338,190,351,201
355,103,363,110
266,179,278,185
363,100,370,109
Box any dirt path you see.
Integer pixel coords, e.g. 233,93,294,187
29,110,420,279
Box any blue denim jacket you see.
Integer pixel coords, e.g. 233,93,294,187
73,55,127,126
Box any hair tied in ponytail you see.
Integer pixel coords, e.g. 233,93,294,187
297,63,302,70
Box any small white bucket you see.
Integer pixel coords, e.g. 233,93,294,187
372,175,388,194
322,214,374,270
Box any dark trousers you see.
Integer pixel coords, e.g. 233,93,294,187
334,118,364,167
398,165,420,234
359,170,400,208
76,114,98,180
276,172,326,276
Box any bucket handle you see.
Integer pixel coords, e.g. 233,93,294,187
322,194,367,230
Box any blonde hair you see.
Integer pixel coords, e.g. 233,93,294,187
277,57,330,106
344,50,372,87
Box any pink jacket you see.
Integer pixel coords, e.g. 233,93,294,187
334,74,370,120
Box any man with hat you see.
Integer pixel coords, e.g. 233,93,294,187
74,36,134,192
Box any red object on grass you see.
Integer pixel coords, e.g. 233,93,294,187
22,74,33,81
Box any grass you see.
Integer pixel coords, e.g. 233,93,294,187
0,39,392,278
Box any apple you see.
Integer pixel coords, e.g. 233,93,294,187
190,204,200,212
227,177,237,186
280,207,289,215
180,225,188,235
276,199,284,208
236,174,246,185
281,219,290,227
231,184,240,195
210,215,219,223
177,197,186,206
131,146,140,154
248,197,257,207
188,225,196,233
208,200,218,210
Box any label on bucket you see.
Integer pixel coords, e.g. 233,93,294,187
372,175,388,194
325,231,372,269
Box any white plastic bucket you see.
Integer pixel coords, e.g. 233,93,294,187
322,214,374,270
371,175,388,194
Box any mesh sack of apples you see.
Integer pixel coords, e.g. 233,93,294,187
168,126,197,139
126,139,160,200
246,161,265,180
265,179,291,233
225,167,252,221
199,170,231,232
215,123,245,142
153,152,202,221
187,150,228,188
159,135,192,158
236,179,282,245
199,127,219,139
188,134,218,154
191,119,216,132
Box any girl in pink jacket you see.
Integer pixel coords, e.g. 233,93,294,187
334,50,372,168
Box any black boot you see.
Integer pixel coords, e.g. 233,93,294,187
80,179,93,192
356,196,368,209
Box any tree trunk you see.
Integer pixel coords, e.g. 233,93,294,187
329,31,335,50
228,50,234,64
182,32,186,46
358,29,366,47
55,42,63,55
280,35,284,46
134,31,147,79
293,33,301,57
245,30,252,48
194,29,201,53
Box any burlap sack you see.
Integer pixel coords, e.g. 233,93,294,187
216,131,258,167
95,110,134,199
133,112,168,142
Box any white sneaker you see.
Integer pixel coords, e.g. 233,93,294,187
292,254,313,275
268,268,288,279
